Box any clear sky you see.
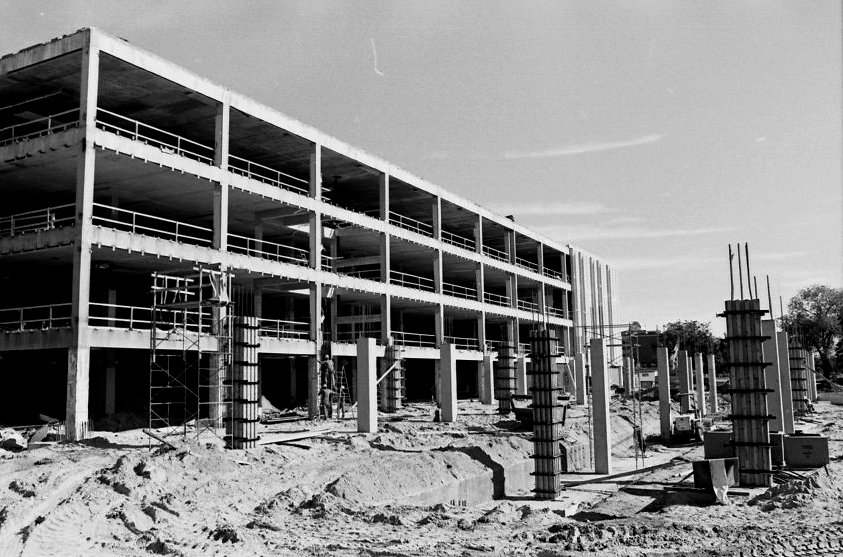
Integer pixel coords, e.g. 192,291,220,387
2,1,841,335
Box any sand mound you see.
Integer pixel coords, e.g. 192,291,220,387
749,467,842,511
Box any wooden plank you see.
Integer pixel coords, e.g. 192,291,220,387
258,428,334,446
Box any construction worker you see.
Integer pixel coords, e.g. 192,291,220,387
318,383,334,420
337,384,347,419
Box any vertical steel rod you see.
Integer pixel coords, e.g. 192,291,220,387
744,243,752,298
737,243,744,299
728,244,735,300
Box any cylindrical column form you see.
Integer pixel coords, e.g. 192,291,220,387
723,299,772,487
384,343,403,413
761,320,784,432
493,344,517,414
707,353,718,415
530,329,564,499
694,353,705,418
657,347,671,443
677,350,691,414
590,338,612,474
231,316,260,449
356,337,377,433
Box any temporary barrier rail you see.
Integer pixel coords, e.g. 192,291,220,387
92,203,213,246
0,204,76,237
0,303,72,332
442,281,477,300
482,244,509,263
444,335,480,350
0,108,80,146
228,154,309,195
88,302,212,333
96,108,215,165
258,318,310,339
392,330,436,348
390,270,435,292
483,292,511,307
515,256,539,273
441,229,475,251
227,233,309,266
389,211,434,237
518,299,539,312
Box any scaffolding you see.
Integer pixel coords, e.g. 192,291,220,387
148,266,233,445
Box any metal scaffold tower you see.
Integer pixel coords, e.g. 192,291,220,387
149,266,233,445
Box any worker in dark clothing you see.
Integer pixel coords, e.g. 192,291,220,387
319,384,334,419
337,385,347,419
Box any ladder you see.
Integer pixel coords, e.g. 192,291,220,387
336,361,355,419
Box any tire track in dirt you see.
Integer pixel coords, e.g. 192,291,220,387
0,454,113,557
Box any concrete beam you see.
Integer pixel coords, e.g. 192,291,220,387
440,343,457,422
590,338,611,474
356,337,377,433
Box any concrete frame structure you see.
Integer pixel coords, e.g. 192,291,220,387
0,29,618,439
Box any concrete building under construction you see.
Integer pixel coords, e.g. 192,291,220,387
0,28,618,440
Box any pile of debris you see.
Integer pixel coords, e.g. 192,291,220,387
0,415,64,452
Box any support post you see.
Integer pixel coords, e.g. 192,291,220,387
761,320,784,432
479,354,494,405
677,350,691,414
623,356,633,399
694,352,705,418
356,337,377,433
516,356,528,396
707,353,718,415
590,338,611,474
440,343,457,422
308,282,322,418
657,347,671,443
574,352,586,405
777,331,795,434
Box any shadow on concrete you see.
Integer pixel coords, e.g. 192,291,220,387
435,445,507,499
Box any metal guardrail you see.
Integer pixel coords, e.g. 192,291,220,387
445,335,480,350
518,342,530,354
0,108,80,147
442,282,477,300
441,229,475,251
390,269,435,292
482,244,509,263
258,318,309,339
227,233,309,266
543,268,567,281
0,204,76,237
96,108,215,165
228,154,309,195
517,299,539,312
335,330,381,343
483,292,511,307
389,211,434,237
92,203,213,246
392,330,436,347
515,256,539,273
88,302,213,333
546,307,566,319
0,303,72,332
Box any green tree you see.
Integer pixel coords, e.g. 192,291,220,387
785,285,843,377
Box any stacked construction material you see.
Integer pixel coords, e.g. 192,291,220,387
230,316,260,449
493,344,517,414
789,342,809,415
529,329,564,499
384,343,404,412
722,299,773,487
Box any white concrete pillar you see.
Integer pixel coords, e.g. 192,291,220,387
657,347,671,442
574,352,587,405
214,94,230,168
479,354,494,404
308,282,323,418
590,338,611,474
707,353,718,415
623,356,633,398
776,331,795,434
694,352,705,418
356,337,377,433
431,196,441,241
434,359,442,403
67,36,99,440
761,320,784,432
379,173,389,221
677,350,691,414
440,343,457,422
516,356,528,396
807,352,818,401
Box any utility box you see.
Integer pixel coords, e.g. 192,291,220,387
783,433,829,467
704,429,735,459
693,457,738,492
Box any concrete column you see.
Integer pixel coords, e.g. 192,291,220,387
378,173,389,221
214,94,230,168
479,354,494,404
623,356,633,398
434,359,442,403
473,215,483,255
657,347,671,443
761,320,784,432
475,263,484,303
440,343,457,422
516,356,528,396
104,288,117,415
503,230,513,262
431,196,441,241
776,331,795,434
433,304,444,348
308,283,323,418
433,253,443,294
677,350,691,414
213,184,229,251
807,352,817,401
590,338,612,474
506,274,517,310
67,36,99,440
707,353,718,414
694,353,705,418
356,337,377,433
537,243,545,275
574,352,587,405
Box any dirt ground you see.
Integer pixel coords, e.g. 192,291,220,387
0,397,841,557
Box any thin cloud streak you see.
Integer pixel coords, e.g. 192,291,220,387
505,133,665,159
535,224,732,241
490,201,618,217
